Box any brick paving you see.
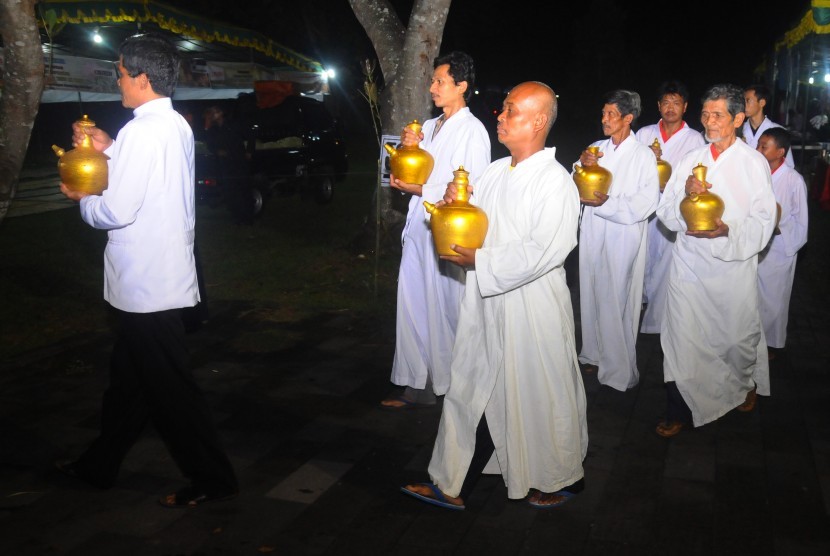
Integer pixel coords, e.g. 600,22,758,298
1,204,829,555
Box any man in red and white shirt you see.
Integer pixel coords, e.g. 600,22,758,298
635,81,705,335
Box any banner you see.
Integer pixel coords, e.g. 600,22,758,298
43,54,119,94
1,52,327,102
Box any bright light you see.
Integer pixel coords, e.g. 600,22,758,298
809,76,815,84
92,28,102,44
824,73,830,83
474,89,480,95
325,68,336,79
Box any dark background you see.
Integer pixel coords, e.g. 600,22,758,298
165,0,810,162
29,1,812,168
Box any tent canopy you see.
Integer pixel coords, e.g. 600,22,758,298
25,0,329,102
760,0,830,129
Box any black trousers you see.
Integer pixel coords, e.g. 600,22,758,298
74,308,237,494
458,415,585,501
666,381,693,424
459,415,496,500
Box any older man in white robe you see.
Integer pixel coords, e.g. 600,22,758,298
383,51,491,408
576,90,660,392
401,82,587,510
755,127,809,354
635,81,705,334
655,84,777,437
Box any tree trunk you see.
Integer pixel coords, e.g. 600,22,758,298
348,0,451,241
0,0,44,224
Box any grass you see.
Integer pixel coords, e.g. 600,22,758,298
0,144,401,362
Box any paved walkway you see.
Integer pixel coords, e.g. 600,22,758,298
1,205,829,555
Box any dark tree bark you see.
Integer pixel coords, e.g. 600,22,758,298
0,0,44,223
348,0,452,235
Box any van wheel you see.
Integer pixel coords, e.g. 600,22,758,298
251,187,264,215
252,173,272,198
312,169,334,204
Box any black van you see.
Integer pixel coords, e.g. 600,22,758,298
194,94,348,215
238,93,348,205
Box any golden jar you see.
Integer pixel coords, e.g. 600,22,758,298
573,146,612,200
423,166,488,256
384,120,435,185
52,115,109,195
680,163,725,232
652,138,672,192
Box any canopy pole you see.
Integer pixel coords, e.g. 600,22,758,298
801,35,815,171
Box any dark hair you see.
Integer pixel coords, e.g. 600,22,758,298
746,83,772,107
701,84,745,117
119,32,180,97
433,51,475,102
603,89,642,121
761,126,791,153
657,80,690,103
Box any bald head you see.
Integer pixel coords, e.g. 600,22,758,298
498,82,557,162
509,81,557,132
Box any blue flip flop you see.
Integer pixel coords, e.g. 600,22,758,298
527,489,576,509
380,396,423,410
400,483,465,510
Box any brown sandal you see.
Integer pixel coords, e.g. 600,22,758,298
656,420,684,437
737,388,757,412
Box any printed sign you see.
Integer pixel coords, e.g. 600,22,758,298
380,134,399,187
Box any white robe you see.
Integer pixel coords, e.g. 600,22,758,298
391,108,491,395
428,148,588,499
635,122,706,333
577,135,660,391
657,140,777,427
758,164,809,348
742,116,795,168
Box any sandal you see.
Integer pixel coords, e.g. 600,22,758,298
400,483,465,510
380,395,429,410
527,488,577,508
737,388,757,413
656,420,684,437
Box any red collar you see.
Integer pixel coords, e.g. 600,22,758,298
659,120,685,143
710,143,721,161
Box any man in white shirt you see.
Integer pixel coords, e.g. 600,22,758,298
635,81,705,335
576,90,660,391
401,82,587,510
743,83,795,168
58,32,237,507
756,127,809,358
382,51,490,409
656,84,777,437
